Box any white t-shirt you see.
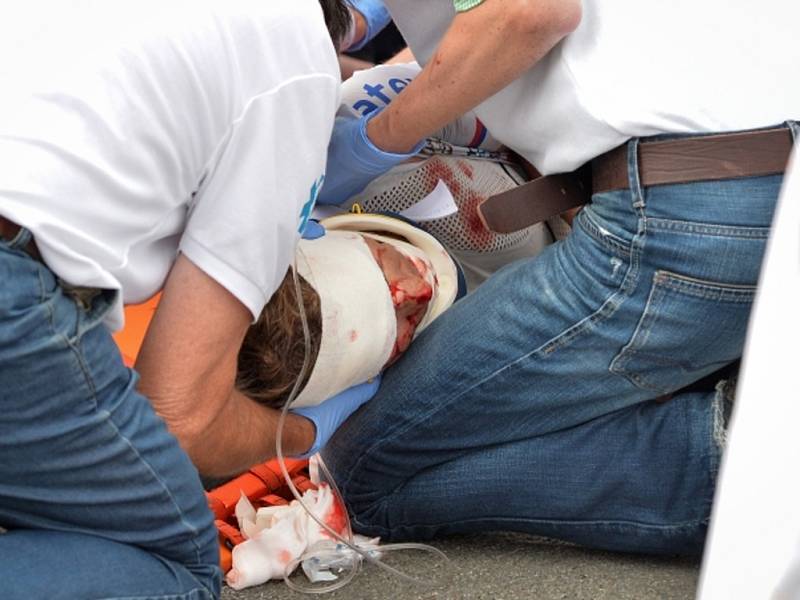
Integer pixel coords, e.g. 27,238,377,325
385,0,800,174
0,0,340,330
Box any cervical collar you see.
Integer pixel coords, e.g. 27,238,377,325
291,213,459,407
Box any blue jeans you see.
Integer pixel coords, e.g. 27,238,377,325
0,230,221,599
323,124,797,555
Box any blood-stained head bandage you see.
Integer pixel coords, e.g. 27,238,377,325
290,213,460,408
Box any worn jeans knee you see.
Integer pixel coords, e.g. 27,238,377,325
0,237,221,599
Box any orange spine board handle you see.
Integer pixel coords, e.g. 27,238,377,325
205,458,309,520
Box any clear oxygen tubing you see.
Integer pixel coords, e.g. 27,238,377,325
270,253,454,594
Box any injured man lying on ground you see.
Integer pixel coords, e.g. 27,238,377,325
236,212,464,410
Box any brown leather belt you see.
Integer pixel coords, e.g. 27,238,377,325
0,215,41,260
479,127,794,234
593,127,793,193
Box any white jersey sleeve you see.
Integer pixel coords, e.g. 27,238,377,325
181,73,339,321
0,0,341,329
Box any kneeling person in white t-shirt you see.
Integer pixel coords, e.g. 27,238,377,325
0,2,365,599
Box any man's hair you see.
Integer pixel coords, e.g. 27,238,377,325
319,0,352,51
237,268,322,409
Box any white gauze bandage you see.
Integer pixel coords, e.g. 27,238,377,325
291,230,396,408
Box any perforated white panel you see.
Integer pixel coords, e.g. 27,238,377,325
348,156,536,253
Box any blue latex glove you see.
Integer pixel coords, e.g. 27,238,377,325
290,376,382,458
347,0,392,51
301,219,325,240
317,112,423,206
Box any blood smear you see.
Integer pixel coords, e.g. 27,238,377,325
424,159,462,198
422,158,496,251
462,191,494,250
323,489,348,537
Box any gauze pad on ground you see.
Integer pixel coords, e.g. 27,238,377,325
226,484,347,590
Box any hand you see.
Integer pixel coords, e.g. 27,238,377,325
317,113,423,206
346,0,392,51
290,376,382,457
301,220,325,240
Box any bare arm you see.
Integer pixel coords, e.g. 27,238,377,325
367,0,582,153
349,8,369,50
339,54,374,80
386,46,416,65
135,254,315,478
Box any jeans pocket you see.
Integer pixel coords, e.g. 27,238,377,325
609,270,756,394
74,288,117,340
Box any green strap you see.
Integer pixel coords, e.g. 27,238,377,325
453,0,486,12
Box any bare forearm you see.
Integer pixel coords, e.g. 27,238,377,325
340,54,374,80
143,375,315,478
177,389,315,479
367,0,581,153
133,254,314,479
386,46,415,65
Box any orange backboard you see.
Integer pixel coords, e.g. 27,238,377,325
112,294,161,367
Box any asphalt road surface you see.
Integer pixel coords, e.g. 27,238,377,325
222,532,700,600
